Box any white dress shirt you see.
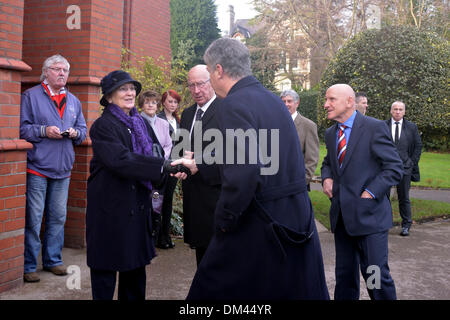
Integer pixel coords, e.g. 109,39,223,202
391,118,403,141
189,94,216,136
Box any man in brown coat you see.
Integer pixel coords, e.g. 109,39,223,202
281,89,319,190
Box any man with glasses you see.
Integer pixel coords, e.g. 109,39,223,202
177,64,222,266
20,54,87,282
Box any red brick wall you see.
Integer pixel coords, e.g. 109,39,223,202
22,0,124,83
0,0,32,293
124,0,171,64
0,148,27,293
0,0,30,139
21,0,125,249
0,69,21,139
0,0,24,61
0,0,171,294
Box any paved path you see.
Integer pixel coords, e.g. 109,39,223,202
409,187,450,203
1,219,449,300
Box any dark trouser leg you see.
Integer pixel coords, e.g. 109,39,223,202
90,269,117,300
334,214,360,300
158,176,177,247
358,231,397,300
397,174,412,229
118,267,147,300
195,247,207,266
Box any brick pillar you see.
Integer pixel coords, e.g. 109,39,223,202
21,0,124,249
0,0,33,293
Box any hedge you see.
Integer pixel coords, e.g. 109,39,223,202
318,26,449,151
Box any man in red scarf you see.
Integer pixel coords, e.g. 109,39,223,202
20,54,87,283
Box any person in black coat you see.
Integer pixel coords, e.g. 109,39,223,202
386,101,422,236
178,65,221,266
155,90,182,249
173,38,329,300
86,70,188,300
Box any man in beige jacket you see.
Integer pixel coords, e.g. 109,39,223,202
281,89,319,190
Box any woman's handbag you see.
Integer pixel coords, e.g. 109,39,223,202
151,189,164,214
151,140,165,214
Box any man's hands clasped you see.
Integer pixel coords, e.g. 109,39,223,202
46,126,78,139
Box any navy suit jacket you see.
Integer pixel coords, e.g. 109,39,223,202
321,111,403,236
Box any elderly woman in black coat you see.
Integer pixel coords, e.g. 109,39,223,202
86,70,188,300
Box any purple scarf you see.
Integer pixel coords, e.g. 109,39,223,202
109,103,153,190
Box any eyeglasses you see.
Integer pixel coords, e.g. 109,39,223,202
48,67,69,74
188,79,210,90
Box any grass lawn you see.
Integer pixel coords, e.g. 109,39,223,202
412,152,450,189
309,190,450,230
314,143,450,189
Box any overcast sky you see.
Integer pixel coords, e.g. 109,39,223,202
215,0,258,35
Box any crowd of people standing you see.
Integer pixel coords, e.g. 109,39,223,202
19,37,422,300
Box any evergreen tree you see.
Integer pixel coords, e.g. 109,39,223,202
170,0,220,68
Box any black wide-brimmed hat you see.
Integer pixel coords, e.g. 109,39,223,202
99,70,142,106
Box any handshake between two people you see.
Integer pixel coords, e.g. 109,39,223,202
163,151,198,180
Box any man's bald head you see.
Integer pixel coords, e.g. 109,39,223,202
188,64,208,78
188,64,215,106
329,84,355,100
324,84,356,123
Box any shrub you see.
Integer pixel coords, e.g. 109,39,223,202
318,26,449,150
297,90,319,125
121,48,193,113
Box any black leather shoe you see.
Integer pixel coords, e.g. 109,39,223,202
156,242,170,249
400,227,409,236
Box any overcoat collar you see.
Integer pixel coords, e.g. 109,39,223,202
227,76,259,96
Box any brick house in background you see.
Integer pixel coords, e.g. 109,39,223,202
0,0,171,293
227,5,311,92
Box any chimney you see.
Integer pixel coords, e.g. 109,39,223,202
228,5,235,36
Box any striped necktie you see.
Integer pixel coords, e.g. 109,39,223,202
337,124,347,166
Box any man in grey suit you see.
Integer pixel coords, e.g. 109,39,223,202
386,101,422,236
281,89,319,190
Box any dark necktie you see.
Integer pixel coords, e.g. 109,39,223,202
394,122,400,144
337,124,347,166
195,108,204,121
190,108,204,149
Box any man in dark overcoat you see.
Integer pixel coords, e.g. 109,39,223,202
386,101,422,236
178,65,222,265
175,38,329,300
